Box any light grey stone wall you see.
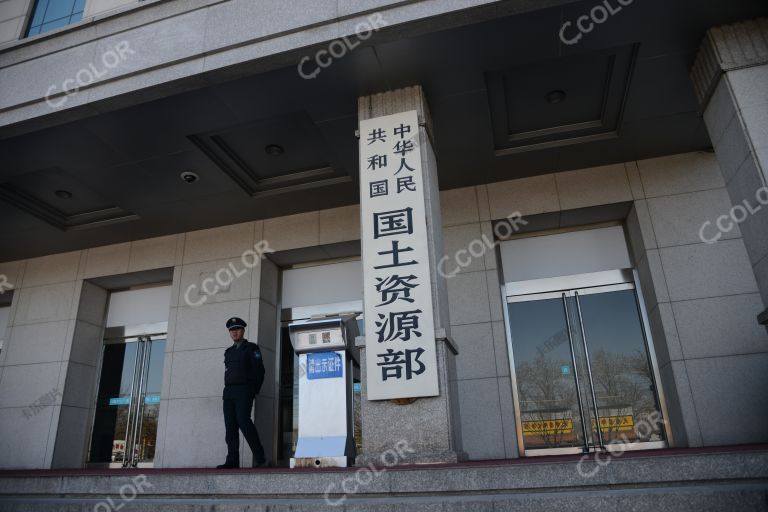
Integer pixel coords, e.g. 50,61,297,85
625,152,768,447
0,251,86,469
1,152,766,468
251,257,278,465
691,18,768,330
51,280,108,468
0,306,10,347
154,222,262,468
441,185,514,460
152,207,359,469
83,0,140,19
705,65,768,316
0,0,32,45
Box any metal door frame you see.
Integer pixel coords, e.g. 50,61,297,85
501,269,672,457
86,324,167,468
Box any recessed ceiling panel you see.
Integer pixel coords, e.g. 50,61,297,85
0,167,137,231
216,112,328,179
487,43,639,154
189,110,350,197
5,167,111,215
504,54,611,134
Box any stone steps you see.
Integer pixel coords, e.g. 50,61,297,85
1,449,767,511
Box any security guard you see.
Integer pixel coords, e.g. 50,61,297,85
217,317,267,468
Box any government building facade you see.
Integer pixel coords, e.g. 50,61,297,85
0,0,767,509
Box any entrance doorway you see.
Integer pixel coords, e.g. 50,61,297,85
276,302,363,466
505,270,668,455
87,332,166,467
275,259,364,466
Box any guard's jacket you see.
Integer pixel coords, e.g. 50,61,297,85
224,340,265,394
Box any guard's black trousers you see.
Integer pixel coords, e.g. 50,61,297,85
222,384,265,465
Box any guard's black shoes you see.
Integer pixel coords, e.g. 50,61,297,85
216,462,239,469
252,459,269,468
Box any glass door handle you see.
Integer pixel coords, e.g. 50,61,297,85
574,292,605,450
133,338,152,466
562,293,591,453
129,337,151,467
122,340,143,468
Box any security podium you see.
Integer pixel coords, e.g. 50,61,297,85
288,314,359,468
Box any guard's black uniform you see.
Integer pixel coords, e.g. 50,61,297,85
222,338,266,467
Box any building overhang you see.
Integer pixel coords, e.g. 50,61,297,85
0,0,766,261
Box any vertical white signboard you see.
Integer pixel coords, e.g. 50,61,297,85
359,110,439,400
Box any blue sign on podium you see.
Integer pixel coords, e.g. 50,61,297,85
307,352,343,380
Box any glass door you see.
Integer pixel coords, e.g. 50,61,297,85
507,291,588,453
574,284,665,450
88,335,166,467
505,275,667,456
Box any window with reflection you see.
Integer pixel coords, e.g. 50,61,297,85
26,0,85,37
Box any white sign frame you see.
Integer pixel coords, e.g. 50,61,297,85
359,110,439,400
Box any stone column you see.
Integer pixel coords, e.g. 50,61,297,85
691,18,768,330
356,85,464,465
52,281,109,468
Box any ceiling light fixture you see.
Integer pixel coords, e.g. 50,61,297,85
545,90,567,104
265,144,284,156
180,171,199,184
54,190,73,199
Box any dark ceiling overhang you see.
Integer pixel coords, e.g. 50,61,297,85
1,0,767,261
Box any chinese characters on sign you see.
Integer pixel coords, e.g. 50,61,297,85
307,352,344,380
359,110,439,400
